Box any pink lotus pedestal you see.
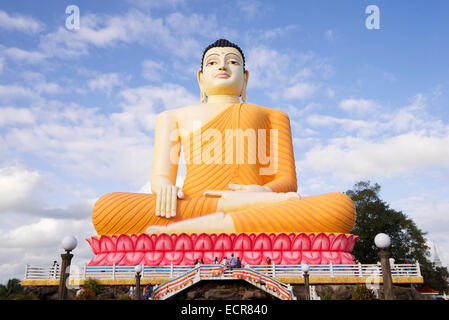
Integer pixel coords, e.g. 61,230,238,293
87,232,358,266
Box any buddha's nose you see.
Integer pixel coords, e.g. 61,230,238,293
218,59,227,70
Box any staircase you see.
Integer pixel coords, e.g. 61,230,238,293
151,265,296,300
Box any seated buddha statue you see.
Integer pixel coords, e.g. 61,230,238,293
92,39,356,236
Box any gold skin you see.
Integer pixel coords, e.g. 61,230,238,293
147,47,299,234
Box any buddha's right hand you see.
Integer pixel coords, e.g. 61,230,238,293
156,185,185,218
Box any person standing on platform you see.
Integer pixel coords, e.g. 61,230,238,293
236,257,242,268
230,254,237,269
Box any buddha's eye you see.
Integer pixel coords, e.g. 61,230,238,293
206,61,217,66
228,60,240,65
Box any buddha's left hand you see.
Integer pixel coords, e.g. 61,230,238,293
204,184,271,197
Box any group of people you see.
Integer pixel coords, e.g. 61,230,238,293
128,285,153,300
194,254,243,269
50,260,59,278
144,285,153,300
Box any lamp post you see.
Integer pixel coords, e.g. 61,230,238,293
302,263,310,300
135,265,142,300
375,233,394,300
58,235,77,300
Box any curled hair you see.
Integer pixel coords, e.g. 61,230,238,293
201,39,245,71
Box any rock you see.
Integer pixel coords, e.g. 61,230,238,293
205,289,239,300
242,290,268,300
97,291,116,300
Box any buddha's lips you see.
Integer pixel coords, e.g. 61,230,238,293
215,73,230,78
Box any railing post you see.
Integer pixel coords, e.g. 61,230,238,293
83,263,87,280
272,263,276,278
24,264,29,280
330,262,334,277
112,264,116,279
358,262,362,277
141,264,145,278
170,263,173,278
416,261,421,277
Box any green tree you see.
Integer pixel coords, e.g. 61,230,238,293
346,181,448,293
0,278,25,299
83,278,103,296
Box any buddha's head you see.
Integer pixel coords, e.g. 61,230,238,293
198,39,249,103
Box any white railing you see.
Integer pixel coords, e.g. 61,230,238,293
24,265,61,280
23,262,422,281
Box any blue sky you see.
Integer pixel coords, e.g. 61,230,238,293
0,0,448,283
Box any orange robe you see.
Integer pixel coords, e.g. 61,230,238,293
92,103,356,235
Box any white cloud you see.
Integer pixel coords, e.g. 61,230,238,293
307,115,378,136
237,0,266,18
0,166,42,213
127,0,185,8
339,98,379,114
2,47,47,64
307,94,443,138
392,196,449,267
1,218,74,248
0,217,95,284
39,11,156,58
22,72,63,95
326,88,335,98
120,83,198,109
245,46,333,104
0,57,4,73
142,60,164,81
38,10,205,60
246,46,289,89
165,12,217,37
0,107,35,127
0,83,198,187
0,84,38,102
263,25,299,39
0,10,44,34
283,82,319,101
88,72,128,95
300,132,449,182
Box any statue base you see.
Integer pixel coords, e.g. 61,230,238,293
86,232,358,266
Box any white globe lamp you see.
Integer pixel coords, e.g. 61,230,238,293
62,235,78,252
375,233,391,249
302,263,310,273
134,265,142,275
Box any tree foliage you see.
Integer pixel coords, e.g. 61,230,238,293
351,285,377,300
0,278,24,299
346,181,448,293
83,278,103,296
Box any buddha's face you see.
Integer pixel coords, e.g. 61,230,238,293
198,46,249,99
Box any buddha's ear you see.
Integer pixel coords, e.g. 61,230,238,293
197,69,203,87
242,69,249,102
197,69,206,103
